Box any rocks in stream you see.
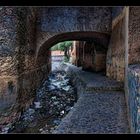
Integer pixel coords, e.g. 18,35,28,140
1,70,77,133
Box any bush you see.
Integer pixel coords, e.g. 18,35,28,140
51,41,73,51
51,44,59,51
63,56,69,62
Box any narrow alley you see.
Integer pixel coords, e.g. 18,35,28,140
1,6,140,134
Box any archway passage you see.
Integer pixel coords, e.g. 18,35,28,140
30,35,129,133
35,31,110,77
50,39,108,74
8,36,129,133
36,31,110,57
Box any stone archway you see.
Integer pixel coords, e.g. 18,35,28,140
35,31,110,78
35,31,110,59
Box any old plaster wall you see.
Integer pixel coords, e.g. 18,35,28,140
106,7,126,82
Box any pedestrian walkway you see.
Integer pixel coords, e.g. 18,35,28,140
53,64,130,134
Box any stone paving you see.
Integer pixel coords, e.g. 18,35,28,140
53,64,130,134
66,64,124,91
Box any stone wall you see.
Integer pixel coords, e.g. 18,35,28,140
15,7,37,111
37,7,112,33
129,7,140,65
15,7,51,111
0,7,18,115
82,41,106,72
82,41,95,71
71,41,84,67
0,7,51,127
127,6,140,133
128,64,140,133
70,41,77,65
36,7,112,55
106,7,125,82
72,41,107,72
78,41,84,67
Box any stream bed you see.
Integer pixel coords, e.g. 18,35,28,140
1,68,77,134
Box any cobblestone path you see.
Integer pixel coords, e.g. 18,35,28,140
53,64,130,134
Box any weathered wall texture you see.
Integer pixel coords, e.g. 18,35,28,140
36,7,112,56
82,41,106,72
15,7,51,111
15,7,38,111
71,41,84,67
106,7,125,82
70,41,77,65
128,64,140,133
0,7,18,113
127,7,140,133
76,41,84,67
37,7,112,33
0,7,51,126
71,41,106,72
129,7,140,65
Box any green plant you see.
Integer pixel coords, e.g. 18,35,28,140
51,41,72,51
51,44,59,51
64,56,69,62
51,41,73,61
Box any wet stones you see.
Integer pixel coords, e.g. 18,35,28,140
4,70,77,133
